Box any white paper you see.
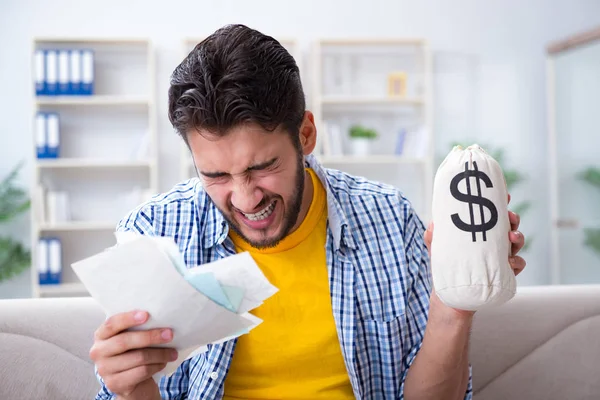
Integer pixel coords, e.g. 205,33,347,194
71,235,273,378
187,252,279,314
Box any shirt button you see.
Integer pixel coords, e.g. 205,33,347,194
210,372,218,380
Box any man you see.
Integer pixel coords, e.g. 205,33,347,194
90,24,526,400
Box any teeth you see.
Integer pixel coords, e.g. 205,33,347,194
243,201,276,221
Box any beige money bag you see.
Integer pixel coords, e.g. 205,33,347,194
431,144,516,311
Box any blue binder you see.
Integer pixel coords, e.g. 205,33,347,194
38,238,50,285
45,50,58,95
58,50,70,95
34,50,46,95
81,49,94,95
46,112,60,158
69,50,82,95
48,237,62,284
35,112,47,158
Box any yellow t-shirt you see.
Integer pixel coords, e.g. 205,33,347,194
223,168,354,400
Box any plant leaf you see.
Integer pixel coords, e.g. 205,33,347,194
0,161,30,223
583,228,600,257
579,167,600,190
0,236,31,282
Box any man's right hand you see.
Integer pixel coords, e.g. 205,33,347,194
90,310,178,400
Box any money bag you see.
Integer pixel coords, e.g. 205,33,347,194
431,144,516,311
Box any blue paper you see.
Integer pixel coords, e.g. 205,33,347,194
222,285,245,313
185,272,235,312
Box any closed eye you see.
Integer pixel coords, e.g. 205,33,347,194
200,157,279,179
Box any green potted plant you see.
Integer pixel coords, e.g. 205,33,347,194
349,124,378,156
0,161,31,283
579,166,600,257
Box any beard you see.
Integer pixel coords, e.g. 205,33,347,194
220,154,306,249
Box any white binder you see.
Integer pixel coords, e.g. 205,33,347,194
81,49,94,95
58,50,70,95
69,50,82,95
35,112,47,158
34,50,45,95
48,238,62,284
46,113,60,158
38,239,49,284
45,50,58,95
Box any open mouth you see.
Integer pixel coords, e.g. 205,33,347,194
241,200,276,221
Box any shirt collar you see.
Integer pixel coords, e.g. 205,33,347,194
199,153,358,252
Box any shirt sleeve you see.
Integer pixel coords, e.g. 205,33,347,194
397,201,473,399
93,205,192,400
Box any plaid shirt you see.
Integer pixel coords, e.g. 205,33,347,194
96,154,473,400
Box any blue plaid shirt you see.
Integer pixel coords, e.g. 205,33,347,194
96,154,473,400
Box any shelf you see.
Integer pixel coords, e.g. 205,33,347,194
320,95,424,106
35,95,150,106
36,159,153,169
34,37,150,45
38,221,117,232
39,282,88,296
319,38,426,46
319,155,428,165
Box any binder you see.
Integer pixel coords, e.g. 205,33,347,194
38,238,49,285
69,50,82,95
46,113,60,158
48,238,62,284
35,112,47,158
45,50,58,95
81,49,94,95
58,50,70,95
34,50,46,95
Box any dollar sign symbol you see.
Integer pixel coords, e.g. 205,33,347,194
449,161,498,242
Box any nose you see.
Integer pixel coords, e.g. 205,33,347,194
230,179,263,213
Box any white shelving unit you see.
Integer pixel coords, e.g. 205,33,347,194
178,37,302,182
30,37,158,297
311,38,434,221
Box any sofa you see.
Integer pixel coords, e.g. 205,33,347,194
1,284,600,399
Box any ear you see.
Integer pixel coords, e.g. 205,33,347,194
298,111,317,156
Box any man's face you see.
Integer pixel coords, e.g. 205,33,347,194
188,115,316,249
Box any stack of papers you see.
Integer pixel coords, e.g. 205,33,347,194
71,232,278,379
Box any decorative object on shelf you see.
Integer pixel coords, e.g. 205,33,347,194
387,71,407,98
0,162,31,283
349,124,378,156
34,48,94,96
579,166,600,257
394,128,407,155
450,142,532,252
46,191,71,224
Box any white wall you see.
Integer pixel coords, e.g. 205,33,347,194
1,0,599,297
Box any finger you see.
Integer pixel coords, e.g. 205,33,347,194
97,348,178,376
95,311,149,341
509,256,526,276
509,230,524,256
424,221,433,253
507,193,511,205
90,328,173,360
104,363,167,395
508,211,520,232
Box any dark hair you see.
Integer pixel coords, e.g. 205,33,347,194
168,24,306,148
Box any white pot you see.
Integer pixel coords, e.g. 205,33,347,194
351,138,371,156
